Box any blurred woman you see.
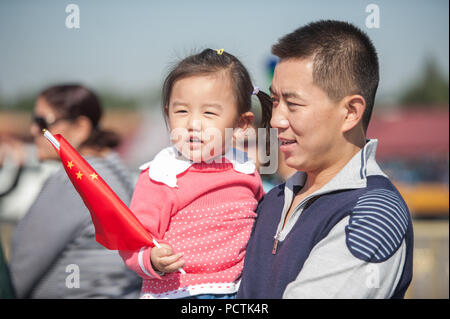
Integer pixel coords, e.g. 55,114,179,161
9,84,140,298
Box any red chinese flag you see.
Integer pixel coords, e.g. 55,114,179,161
49,133,155,250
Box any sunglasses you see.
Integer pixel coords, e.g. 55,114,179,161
32,114,69,131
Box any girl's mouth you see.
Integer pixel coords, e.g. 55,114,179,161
188,136,203,150
189,137,203,143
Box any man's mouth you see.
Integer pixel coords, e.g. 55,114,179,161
279,139,296,145
279,138,297,152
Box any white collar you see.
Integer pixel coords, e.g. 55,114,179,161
139,146,256,188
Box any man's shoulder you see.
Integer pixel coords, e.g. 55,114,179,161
253,182,286,218
345,175,412,263
259,182,286,203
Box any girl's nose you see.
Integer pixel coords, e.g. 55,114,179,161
188,118,202,132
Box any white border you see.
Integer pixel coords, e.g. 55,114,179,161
140,281,240,299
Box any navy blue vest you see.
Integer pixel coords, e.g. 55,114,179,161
237,175,413,299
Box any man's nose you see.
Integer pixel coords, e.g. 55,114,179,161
270,106,289,129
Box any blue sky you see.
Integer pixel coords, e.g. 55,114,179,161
0,0,448,104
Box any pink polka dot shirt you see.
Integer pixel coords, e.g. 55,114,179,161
120,152,264,299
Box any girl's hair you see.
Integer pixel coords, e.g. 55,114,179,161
162,48,272,128
39,84,120,149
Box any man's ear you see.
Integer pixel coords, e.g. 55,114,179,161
341,95,366,133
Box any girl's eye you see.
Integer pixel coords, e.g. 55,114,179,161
175,110,188,114
205,112,217,116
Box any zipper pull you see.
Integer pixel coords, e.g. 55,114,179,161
272,232,280,255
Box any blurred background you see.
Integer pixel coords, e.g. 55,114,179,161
0,0,448,298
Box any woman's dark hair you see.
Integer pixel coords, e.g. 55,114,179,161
39,84,120,149
162,49,272,129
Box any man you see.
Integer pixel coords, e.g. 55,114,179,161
238,20,413,298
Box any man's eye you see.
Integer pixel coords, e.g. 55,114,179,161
287,102,304,107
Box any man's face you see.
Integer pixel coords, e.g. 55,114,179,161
270,58,346,173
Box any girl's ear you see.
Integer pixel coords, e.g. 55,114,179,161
237,112,254,130
164,105,169,118
233,112,255,141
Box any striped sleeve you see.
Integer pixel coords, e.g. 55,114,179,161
345,188,410,263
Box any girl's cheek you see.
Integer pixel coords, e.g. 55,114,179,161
169,127,189,148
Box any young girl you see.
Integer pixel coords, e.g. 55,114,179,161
120,48,272,299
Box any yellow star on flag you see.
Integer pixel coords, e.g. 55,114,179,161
67,161,74,169
90,173,98,180
76,171,83,179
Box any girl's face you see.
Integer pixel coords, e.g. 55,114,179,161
166,71,251,162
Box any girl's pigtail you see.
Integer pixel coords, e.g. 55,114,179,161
255,90,272,129
255,89,273,159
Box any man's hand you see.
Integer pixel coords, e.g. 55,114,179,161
150,243,185,274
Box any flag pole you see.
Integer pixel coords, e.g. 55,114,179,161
152,239,186,275
42,129,186,275
42,129,60,151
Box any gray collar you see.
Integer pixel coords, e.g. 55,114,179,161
276,139,387,242
285,139,387,195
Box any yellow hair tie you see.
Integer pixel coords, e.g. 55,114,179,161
216,48,224,55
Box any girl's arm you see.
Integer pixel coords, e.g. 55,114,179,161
119,169,178,279
254,170,266,201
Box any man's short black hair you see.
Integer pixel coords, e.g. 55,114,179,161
272,20,379,132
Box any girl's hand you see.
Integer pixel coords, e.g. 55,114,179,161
150,243,185,274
